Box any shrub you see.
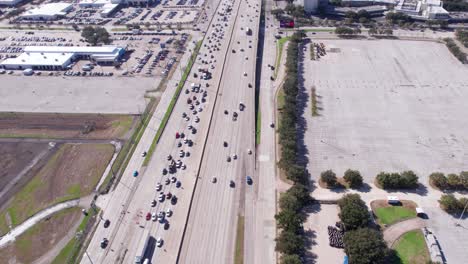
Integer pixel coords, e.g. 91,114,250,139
321,170,337,187
447,173,461,189
376,171,419,189
430,172,448,190
439,194,464,213
344,228,389,264
338,194,371,230
459,171,468,189
344,169,363,188
280,254,302,264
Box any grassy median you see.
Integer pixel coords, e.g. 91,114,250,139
234,215,245,264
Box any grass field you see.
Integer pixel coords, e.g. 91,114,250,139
274,36,290,78
0,207,82,264
393,230,430,264
375,206,416,226
234,215,245,264
0,143,113,235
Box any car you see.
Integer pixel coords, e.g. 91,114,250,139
165,178,170,185
156,237,164,247
182,112,187,118
270,122,275,128
103,219,111,228
171,177,177,183
152,212,157,221
239,102,245,111
227,156,231,162
177,141,183,148
185,116,190,121
243,72,247,76
133,171,139,177
212,177,217,183
158,213,165,223
166,192,172,199
185,88,190,94
167,155,172,161
158,194,165,202
176,181,182,188
246,176,253,185
188,125,193,130
195,117,200,123
171,195,178,205
163,222,170,230
146,212,151,221
151,199,157,207
180,132,185,138
162,168,168,175
192,110,197,115
141,151,147,157
224,141,228,147
100,238,109,249
247,149,252,154
248,83,252,88
190,104,195,110
166,208,173,217
176,132,180,138
156,183,162,191
229,180,235,188
233,154,237,160
179,151,185,158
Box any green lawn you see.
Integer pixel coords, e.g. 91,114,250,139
274,36,290,77
375,206,416,225
393,230,430,264
234,215,245,264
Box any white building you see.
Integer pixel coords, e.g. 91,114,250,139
395,0,449,19
79,0,122,17
0,0,26,6
19,3,73,21
0,46,126,70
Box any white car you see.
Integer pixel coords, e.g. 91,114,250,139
158,194,164,202
166,208,173,217
243,72,247,76
247,149,252,155
156,237,164,247
181,164,187,170
195,117,200,123
156,183,162,191
233,154,237,160
151,200,157,207
152,212,157,221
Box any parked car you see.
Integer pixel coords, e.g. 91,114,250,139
103,219,110,228
133,171,139,177
246,176,253,185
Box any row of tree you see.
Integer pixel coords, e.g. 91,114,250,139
444,38,468,64
385,12,412,24
334,26,361,36
275,31,311,264
376,171,419,189
443,0,468,11
338,194,391,264
430,172,468,191
439,194,468,214
368,27,393,36
320,169,363,189
455,29,468,48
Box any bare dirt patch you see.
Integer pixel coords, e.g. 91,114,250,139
0,207,82,264
0,143,114,235
0,113,137,140
0,142,49,193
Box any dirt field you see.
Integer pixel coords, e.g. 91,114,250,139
0,207,82,264
0,143,114,236
0,142,49,193
302,40,468,184
0,113,136,139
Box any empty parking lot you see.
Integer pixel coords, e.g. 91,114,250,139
303,39,468,184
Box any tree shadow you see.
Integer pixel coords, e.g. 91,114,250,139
303,229,318,264
385,183,429,196
355,182,372,193
296,38,310,175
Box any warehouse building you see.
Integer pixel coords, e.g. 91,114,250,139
19,3,73,21
0,46,125,70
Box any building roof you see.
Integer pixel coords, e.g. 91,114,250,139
24,46,123,54
0,52,73,66
21,3,72,18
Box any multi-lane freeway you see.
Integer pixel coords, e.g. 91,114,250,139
81,0,279,262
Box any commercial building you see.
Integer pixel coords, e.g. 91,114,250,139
19,3,73,21
79,0,121,17
0,46,125,70
395,0,449,19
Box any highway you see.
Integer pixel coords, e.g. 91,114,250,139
80,0,258,262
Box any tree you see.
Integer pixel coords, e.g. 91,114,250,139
447,173,461,189
81,26,111,46
368,27,378,35
292,5,305,18
400,170,419,188
459,171,468,189
275,230,305,255
344,169,363,189
287,184,312,206
285,3,296,14
430,172,448,190
287,165,308,185
280,254,302,264
275,209,305,233
279,192,302,212
335,26,355,35
321,170,337,187
439,194,462,213
344,228,389,264
338,194,371,230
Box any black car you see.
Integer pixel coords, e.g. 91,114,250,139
229,180,235,188
164,222,170,230
103,219,110,228
100,238,109,249
176,181,182,188
171,195,178,205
